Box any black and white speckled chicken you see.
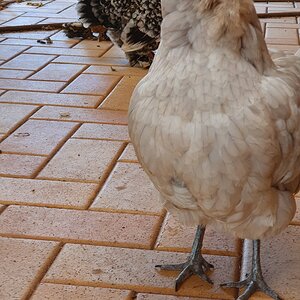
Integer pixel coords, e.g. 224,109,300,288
76,0,162,67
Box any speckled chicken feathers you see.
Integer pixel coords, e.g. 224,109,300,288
128,0,300,240
76,0,162,52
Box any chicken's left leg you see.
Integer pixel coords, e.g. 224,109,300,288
156,225,214,291
221,240,282,300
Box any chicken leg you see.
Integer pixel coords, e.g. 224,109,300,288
221,240,282,300
156,225,214,291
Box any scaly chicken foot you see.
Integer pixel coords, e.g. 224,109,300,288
156,225,214,291
221,240,282,300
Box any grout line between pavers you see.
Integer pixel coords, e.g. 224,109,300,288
30,122,82,179
23,241,64,300
88,206,163,217
149,210,167,251
71,136,130,142
42,277,235,299
55,63,90,93
85,141,128,210
0,151,48,157
0,233,156,250
0,200,87,211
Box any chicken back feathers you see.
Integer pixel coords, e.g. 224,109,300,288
128,0,300,240
76,0,162,67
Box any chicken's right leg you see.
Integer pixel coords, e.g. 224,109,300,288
156,225,214,291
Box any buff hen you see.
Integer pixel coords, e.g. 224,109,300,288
128,0,300,299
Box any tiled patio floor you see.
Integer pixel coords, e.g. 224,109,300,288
0,1,299,300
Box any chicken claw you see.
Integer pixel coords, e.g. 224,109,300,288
156,226,214,291
221,240,282,300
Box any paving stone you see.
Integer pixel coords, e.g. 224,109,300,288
137,294,211,300
241,226,300,300
73,123,129,141
44,245,238,299
0,53,56,70
0,119,78,155
0,78,65,92
1,16,45,26
62,74,121,96
31,283,132,300
84,65,147,76
155,214,240,256
73,40,112,50
0,103,37,134
100,75,144,110
0,177,97,208
265,28,299,45
0,38,78,48
0,237,58,300
31,106,128,125
0,45,29,60
0,206,161,248
0,154,45,177
0,91,102,107
37,139,124,181
0,69,33,79
25,46,109,57
102,46,127,58
29,63,86,82
53,55,130,66
50,30,81,41
118,143,138,162
92,162,162,214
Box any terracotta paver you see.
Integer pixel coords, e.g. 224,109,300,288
0,91,102,107
31,106,128,124
0,177,98,208
44,244,238,299
1,16,45,26
73,123,129,141
0,205,161,248
0,119,78,155
54,55,130,66
0,237,59,300
92,162,162,214
25,46,109,57
84,65,148,76
0,53,56,70
0,153,45,177
31,283,132,300
0,103,38,134
101,75,144,110
155,214,240,256
119,143,139,162
37,139,124,181
0,78,65,92
0,44,29,60
0,38,78,48
73,40,112,50
29,63,86,82
0,69,33,79
62,74,121,96
0,2,299,299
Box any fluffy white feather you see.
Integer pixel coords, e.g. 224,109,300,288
128,0,299,240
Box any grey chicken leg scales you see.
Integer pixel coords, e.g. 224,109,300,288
221,240,282,300
155,225,214,291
